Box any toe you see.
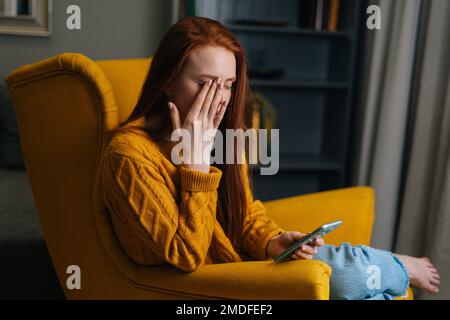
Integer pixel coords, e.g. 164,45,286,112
425,283,439,294
430,269,440,278
428,267,438,275
433,273,441,280
429,268,440,279
431,286,440,294
430,278,440,286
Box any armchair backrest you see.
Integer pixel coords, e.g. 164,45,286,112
4,53,151,298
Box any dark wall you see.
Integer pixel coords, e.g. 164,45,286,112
0,0,172,78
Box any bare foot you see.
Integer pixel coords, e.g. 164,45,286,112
395,254,441,294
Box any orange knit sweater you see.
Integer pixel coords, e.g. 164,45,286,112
98,116,284,272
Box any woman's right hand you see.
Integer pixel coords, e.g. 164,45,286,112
267,231,325,260
167,77,227,173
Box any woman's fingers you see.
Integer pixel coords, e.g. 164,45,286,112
292,232,307,242
199,77,219,120
207,81,223,120
167,102,181,133
290,242,318,260
313,236,325,246
213,100,227,128
296,244,317,255
188,79,212,119
291,251,313,260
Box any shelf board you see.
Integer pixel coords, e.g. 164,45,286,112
226,24,352,39
249,79,349,90
248,155,343,172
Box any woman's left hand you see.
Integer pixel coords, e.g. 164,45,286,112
267,231,325,260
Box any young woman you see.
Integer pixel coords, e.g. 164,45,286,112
98,16,440,300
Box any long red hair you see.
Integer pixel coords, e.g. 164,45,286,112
107,16,252,251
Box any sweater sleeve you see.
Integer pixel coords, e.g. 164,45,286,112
238,161,285,261
101,151,222,272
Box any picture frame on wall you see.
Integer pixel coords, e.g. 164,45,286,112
0,0,51,36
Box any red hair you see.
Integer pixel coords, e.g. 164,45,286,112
107,16,252,254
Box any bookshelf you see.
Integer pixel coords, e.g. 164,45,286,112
171,0,363,201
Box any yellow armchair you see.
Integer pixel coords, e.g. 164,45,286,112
4,53,412,300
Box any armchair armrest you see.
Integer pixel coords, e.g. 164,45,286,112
262,187,375,246
129,259,332,300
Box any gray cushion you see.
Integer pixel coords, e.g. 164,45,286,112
0,168,64,299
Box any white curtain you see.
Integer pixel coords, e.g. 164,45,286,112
353,0,422,250
395,0,450,300
354,0,450,299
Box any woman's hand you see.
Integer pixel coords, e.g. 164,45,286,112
266,231,325,260
167,77,227,173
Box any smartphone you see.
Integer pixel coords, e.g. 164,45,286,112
274,220,343,263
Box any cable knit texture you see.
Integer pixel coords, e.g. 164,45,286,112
99,116,284,272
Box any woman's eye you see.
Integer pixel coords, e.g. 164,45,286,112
197,80,233,89
196,80,208,86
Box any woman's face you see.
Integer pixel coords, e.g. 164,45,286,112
163,45,236,125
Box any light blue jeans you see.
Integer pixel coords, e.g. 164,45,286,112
313,243,410,300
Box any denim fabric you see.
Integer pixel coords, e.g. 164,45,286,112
313,243,410,300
